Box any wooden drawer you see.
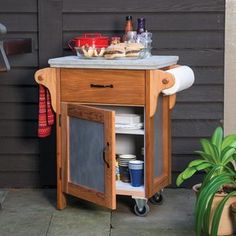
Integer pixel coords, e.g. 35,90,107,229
61,69,145,105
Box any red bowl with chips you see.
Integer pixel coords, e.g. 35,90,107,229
68,33,109,50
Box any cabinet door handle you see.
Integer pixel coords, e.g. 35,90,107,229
103,142,110,168
90,84,113,88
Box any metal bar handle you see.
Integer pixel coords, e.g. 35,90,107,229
103,142,110,168
90,84,113,88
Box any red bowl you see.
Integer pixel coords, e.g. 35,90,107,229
68,33,109,50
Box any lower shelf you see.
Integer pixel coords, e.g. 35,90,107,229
116,180,145,198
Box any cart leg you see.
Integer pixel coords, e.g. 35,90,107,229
57,184,67,210
133,198,150,217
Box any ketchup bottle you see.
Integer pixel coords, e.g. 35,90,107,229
123,16,133,42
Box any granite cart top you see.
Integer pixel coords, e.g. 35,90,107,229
48,55,179,70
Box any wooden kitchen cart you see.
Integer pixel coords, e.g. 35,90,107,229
35,55,179,216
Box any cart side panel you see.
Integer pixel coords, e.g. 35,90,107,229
154,95,163,177
145,70,172,198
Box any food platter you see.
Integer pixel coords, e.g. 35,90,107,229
75,48,150,60
74,42,150,60
69,32,152,60
76,55,144,60
105,56,142,60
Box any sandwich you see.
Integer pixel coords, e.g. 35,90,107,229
104,44,126,59
125,43,144,57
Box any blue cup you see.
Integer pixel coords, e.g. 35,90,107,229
129,160,144,187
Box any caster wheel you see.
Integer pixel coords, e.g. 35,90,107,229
134,204,150,217
149,192,163,205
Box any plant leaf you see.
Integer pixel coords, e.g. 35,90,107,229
176,172,184,186
195,162,213,171
212,144,221,163
201,166,223,189
200,139,212,155
226,161,235,171
176,160,211,186
221,146,236,164
195,151,214,162
182,167,197,180
211,127,223,154
188,159,210,168
200,139,218,164
222,134,236,150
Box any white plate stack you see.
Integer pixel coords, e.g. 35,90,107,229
118,154,136,167
115,114,143,130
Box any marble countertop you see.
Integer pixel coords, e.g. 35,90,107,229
48,55,179,70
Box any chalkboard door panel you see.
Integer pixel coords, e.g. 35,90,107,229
61,103,116,209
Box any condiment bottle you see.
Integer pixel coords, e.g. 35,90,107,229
123,16,133,42
137,18,146,34
116,160,120,181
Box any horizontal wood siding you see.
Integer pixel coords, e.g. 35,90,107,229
62,0,225,188
0,0,224,188
63,0,224,12
0,0,39,187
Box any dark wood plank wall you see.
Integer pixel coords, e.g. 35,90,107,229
0,0,224,187
0,0,40,187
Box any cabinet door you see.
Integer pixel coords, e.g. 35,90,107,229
61,103,116,209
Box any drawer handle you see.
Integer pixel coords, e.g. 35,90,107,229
90,84,113,88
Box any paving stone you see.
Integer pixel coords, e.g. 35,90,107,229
0,209,51,236
0,189,53,236
1,189,55,213
111,228,195,236
47,198,111,236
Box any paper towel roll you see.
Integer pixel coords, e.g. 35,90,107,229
162,66,194,95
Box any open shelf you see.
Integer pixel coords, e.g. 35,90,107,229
115,128,144,135
116,180,145,198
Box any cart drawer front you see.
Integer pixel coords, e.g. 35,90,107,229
61,69,145,105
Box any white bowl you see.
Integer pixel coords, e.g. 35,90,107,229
119,154,136,159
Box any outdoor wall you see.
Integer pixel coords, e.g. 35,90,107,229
0,0,224,187
0,0,39,187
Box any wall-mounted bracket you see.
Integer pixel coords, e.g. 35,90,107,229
3,38,32,56
0,23,32,72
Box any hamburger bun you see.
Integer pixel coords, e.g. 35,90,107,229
125,43,144,57
104,44,126,59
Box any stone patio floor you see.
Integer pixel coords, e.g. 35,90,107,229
0,189,195,236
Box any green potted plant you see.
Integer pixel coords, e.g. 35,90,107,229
176,127,236,187
176,127,236,235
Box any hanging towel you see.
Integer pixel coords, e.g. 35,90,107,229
38,84,55,138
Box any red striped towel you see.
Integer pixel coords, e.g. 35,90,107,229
38,85,55,138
